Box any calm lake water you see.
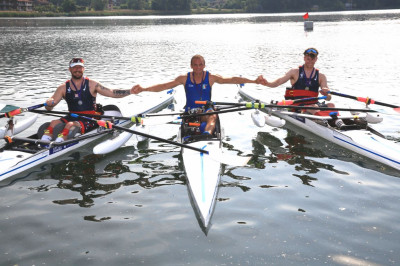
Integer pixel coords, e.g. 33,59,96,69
1,10,400,265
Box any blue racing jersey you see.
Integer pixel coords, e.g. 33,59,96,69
184,71,212,112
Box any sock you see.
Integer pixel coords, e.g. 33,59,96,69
41,134,52,141
335,119,344,128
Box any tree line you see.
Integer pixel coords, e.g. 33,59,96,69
37,0,400,13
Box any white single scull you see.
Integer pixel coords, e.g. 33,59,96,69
239,88,400,171
178,115,224,231
0,90,175,182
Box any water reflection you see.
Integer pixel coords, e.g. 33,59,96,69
21,147,185,211
252,127,400,178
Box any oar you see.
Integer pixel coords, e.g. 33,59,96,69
0,103,46,118
30,109,186,125
180,107,250,119
272,96,327,105
68,113,209,154
30,109,143,123
197,97,327,109
5,129,113,147
194,100,378,113
329,91,400,113
68,113,250,166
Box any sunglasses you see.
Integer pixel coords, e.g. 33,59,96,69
305,49,317,54
70,58,84,64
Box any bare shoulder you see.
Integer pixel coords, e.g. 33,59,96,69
89,79,108,91
175,74,187,84
208,72,223,82
288,67,299,76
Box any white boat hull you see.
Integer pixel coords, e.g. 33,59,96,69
182,139,222,228
0,90,175,182
239,88,400,171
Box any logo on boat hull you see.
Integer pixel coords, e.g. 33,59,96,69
49,142,79,155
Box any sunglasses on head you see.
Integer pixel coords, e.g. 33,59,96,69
70,58,84,64
305,48,318,54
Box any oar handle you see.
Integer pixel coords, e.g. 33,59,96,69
275,96,327,105
180,107,250,119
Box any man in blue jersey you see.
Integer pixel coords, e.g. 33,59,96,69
41,58,135,142
132,54,264,135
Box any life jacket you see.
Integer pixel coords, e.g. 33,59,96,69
65,77,97,113
184,71,212,112
285,65,319,105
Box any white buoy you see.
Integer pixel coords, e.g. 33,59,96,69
304,21,313,31
251,111,266,127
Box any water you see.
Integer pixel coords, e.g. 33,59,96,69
1,10,400,265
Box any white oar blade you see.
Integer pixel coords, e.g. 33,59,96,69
265,115,286,127
208,150,251,167
251,111,265,127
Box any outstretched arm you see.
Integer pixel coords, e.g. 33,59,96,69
210,74,264,86
131,75,186,94
260,69,297,88
93,81,133,98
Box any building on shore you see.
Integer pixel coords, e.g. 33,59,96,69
0,0,49,11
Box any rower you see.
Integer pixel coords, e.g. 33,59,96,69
41,58,137,143
131,54,264,135
257,47,345,129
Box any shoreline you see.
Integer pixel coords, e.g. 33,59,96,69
0,9,242,18
1,8,399,18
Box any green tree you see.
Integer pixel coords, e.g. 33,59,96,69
61,0,77,12
92,0,106,10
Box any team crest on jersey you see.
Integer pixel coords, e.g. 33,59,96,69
202,84,207,90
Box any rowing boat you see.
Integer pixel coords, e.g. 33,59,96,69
0,90,175,182
178,114,224,231
239,87,400,171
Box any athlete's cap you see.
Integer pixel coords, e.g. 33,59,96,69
69,58,84,67
304,48,318,56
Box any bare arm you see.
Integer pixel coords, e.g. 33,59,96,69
318,73,332,100
131,75,186,94
45,84,65,111
209,74,263,86
91,81,133,98
262,68,298,88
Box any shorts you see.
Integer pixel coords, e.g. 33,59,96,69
60,115,98,134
